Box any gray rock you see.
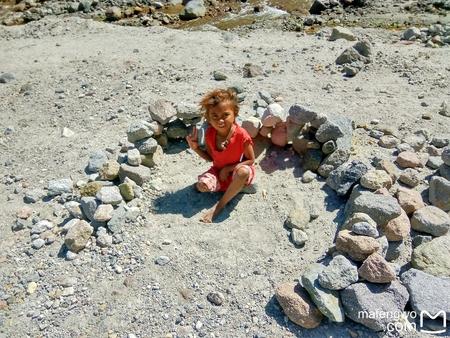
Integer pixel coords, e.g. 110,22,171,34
429,176,450,211
412,235,450,277
318,255,358,290
426,156,443,169
155,255,170,265
301,263,345,322
318,149,351,177
287,105,318,125
401,268,450,320
353,39,372,58
399,168,420,187
336,47,363,65
412,235,432,248
291,228,308,246
176,102,202,121
440,163,450,180
431,135,449,148
180,0,206,20
148,99,177,125
329,26,356,41
402,27,421,40
326,160,369,196
96,227,112,247
439,101,450,117
345,187,402,226
341,281,409,331
64,220,93,253
80,197,98,222
0,73,15,83
107,205,140,233
258,90,274,104
24,189,45,203
385,241,408,262
315,114,352,143
352,221,379,238
105,6,121,21
127,149,142,166
377,235,389,258
31,220,53,234
47,178,73,196
93,204,114,222
127,121,154,143
135,137,158,155
119,164,151,186
207,292,225,306
12,218,30,231
242,63,263,78
96,186,123,206
322,140,337,155
31,238,45,250
443,147,450,166
213,70,227,81
411,206,450,236
64,201,83,219
87,150,108,173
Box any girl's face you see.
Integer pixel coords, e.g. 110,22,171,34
207,101,237,134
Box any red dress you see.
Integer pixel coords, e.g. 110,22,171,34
200,123,255,192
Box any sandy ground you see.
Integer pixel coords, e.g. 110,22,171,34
0,16,449,338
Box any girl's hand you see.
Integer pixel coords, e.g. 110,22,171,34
186,127,199,150
219,166,232,181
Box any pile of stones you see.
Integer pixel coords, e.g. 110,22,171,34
401,24,450,47
241,100,354,179
309,0,369,15
10,97,206,258
275,123,450,333
1,0,207,27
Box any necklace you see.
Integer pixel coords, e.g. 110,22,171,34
217,125,235,151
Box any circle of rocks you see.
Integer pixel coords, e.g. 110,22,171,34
12,90,450,333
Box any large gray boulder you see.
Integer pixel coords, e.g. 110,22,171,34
401,268,450,320
341,281,409,331
344,186,402,226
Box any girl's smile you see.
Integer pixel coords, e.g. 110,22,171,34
207,101,236,136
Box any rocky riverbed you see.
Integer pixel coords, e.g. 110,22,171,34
1,1,450,337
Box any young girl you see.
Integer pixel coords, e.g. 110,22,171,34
186,89,256,223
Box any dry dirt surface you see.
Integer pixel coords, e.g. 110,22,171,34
0,15,449,338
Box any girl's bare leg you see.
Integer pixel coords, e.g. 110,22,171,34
200,167,249,223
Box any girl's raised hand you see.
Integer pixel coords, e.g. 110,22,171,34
186,127,199,150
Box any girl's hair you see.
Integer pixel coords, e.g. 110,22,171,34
200,88,239,120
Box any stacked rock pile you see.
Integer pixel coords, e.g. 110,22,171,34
401,24,450,47
275,136,450,332
241,100,354,179
0,0,207,27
